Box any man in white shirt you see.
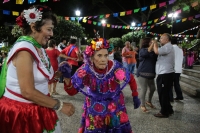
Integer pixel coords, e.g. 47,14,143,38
170,38,184,101
153,33,175,118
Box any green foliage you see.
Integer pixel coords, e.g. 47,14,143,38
121,30,145,45
109,38,123,48
0,26,11,41
172,0,190,13
11,25,23,38
179,39,199,49
53,20,85,43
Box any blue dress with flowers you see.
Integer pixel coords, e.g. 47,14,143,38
70,60,138,133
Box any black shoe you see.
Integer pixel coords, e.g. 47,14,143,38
154,113,169,118
174,97,183,100
169,111,174,116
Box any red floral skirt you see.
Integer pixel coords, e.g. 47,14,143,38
0,97,59,133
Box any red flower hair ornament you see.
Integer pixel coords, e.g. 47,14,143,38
84,38,109,57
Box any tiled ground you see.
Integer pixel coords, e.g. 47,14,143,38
54,77,200,133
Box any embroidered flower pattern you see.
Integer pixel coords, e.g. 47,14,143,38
108,102,117,112
77,69,87,78
115,69,125,81
24,8,42,25
94,115,104,128
86,117,90,127
119,112,129,123
93,103,105,113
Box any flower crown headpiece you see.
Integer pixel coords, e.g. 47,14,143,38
16,6,51,28
84,38,109,57
70,36,77,39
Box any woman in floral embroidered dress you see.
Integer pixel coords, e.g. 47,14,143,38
59,37,141,133
0,5,75,133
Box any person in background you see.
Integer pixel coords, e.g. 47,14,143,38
170,38,184,101
187,50,194,69
59,37,141,133
61,36,81,76
0,5,75,133
114,47,122,63
153,33,174,118
137,37,157,113
58,38,67,83
46,39,75,95
126,46,137,74
122,41,131,70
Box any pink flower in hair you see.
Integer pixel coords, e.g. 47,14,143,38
85,46,94,56
115,69,125,81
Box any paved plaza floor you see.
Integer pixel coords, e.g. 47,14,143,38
54,77,200,133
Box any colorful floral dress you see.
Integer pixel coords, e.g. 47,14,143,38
64,60,138,133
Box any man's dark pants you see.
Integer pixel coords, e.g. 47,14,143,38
169,73,183,100
156,73,174,116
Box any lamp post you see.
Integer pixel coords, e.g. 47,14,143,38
131,22,136,45
101,19,106,38
75,10,81,47
168,12,178,34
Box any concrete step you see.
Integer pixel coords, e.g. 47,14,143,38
180,74,200,88
182,69,200,79
180,81,200,97
193,65,200,71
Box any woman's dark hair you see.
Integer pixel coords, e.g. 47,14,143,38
69,39,77,44
48,39,56,47
140,37,151,48
19,5,57,35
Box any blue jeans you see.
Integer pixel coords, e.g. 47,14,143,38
122,61,128,70
127,63,136,74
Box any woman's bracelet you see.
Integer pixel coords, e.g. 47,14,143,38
57,99,63,112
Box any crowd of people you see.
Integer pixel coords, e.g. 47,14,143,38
0,4,198,133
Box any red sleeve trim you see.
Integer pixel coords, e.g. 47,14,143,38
7,48,50,79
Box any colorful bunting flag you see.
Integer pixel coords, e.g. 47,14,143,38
3,0,10,3
134,8,140,13
98,22,101,26
142,22,146,26
141,7,147,11
159,2,166,8
70,17,75,21
105,14,110,18
107,24,110,27
195,14,200,18
188,16,193,20
65,17,69,20
53,0,60,1
99,15,104,18
150,4,157,10
176,9,181,14
88,20,92,24
160,16,165,20
148,21,153,24
113,13,118,17
182,18,187,22
120,12,126,16
28,0,36,4
154,18,159,23
126,10,132,15
12,11,19,16
169,0,176,5
93,21,97,25
3,10,10,15
82,19,87,23
40,0,48,2
16,0,24,4
176,19,181,23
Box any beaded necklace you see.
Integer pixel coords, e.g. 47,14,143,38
16,36,51,74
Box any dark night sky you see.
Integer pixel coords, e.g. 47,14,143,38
0,0,200,39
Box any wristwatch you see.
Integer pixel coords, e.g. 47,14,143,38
52,99,60,110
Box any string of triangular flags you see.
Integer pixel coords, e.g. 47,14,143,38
148,25,200,38
66,12,200,31
64,0,198,20
3,0,60,4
